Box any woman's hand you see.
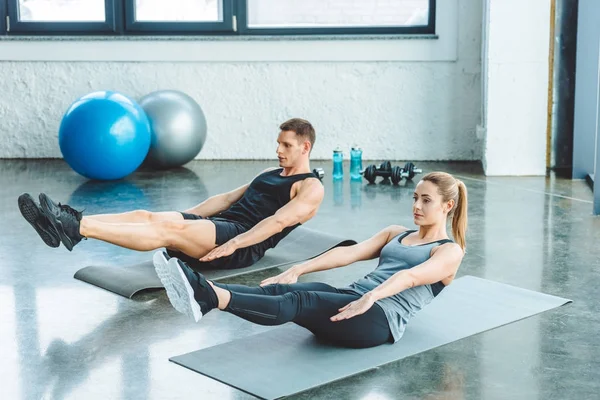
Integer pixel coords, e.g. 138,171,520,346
330,293,375,321
260,268,300,286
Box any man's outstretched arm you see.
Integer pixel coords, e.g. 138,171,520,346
184,183,250,217
199,178,324,262
185,167,278,217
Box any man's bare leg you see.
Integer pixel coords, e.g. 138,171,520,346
79,218,217,257
86,210,185,224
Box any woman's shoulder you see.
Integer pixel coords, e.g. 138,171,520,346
382,225,412,242
430,240,464,258
384,225,411,234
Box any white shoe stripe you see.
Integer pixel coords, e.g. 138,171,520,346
152,251,202,323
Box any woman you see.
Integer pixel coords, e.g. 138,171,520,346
154,171,468,349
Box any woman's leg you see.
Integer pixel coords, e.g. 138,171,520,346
157,255,392,348
212,281,341,296
222,290,392,348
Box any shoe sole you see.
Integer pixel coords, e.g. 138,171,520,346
18,194,60,248
39,193,74,251
153,251,201,322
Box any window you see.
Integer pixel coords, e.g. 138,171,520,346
240,0,435,35
2,0,435,36
18,0,105,21
125,0,234,34
7,0,118,34
134,0,221,22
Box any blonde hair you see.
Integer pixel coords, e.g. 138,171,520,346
421,172,468,251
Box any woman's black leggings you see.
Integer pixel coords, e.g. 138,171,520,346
213,281,393,349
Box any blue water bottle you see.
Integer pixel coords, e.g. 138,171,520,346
332,148,343,180
350,146,363,181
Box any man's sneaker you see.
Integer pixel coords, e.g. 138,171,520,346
18,193,60,248
152,251,218,322
38,193,85,252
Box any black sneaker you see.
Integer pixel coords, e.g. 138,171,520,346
18,193,60,248
38,193,85,252
152,251,218,322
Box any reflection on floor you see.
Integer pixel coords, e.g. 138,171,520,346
1,159,598,400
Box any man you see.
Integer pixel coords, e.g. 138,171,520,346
18,118,324,270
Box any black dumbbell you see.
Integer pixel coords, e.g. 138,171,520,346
362,161,393,184
312,168,324,181
362,161,422,185
362,161,406,184
399,162,422,181
390,165,404,185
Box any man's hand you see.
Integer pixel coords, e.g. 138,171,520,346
260,268,300,286
330,293,375,322
199,240,239,262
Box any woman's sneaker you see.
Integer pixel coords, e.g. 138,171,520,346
153,251,218,322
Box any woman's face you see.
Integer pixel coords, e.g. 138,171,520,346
412,180,453,226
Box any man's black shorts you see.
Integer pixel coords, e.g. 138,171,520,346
164,212,262,270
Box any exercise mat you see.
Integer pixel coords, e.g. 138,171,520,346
74,226,356,298
169,275,572,400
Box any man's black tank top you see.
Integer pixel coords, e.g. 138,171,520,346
215,168,318,248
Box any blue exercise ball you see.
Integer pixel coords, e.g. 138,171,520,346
59,91,151,181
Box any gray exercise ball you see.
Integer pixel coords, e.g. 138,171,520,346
139,90,207,169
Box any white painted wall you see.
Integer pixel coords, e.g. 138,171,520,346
0,0,482,161
482,0,551,176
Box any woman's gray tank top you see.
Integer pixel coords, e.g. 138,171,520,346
343,230,453,342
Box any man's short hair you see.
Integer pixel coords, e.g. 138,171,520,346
280,118,316,151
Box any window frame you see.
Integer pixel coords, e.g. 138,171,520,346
2,0,436,37
6,0,120,35
0,0,6,34
237,0,436,36
124,0,235,35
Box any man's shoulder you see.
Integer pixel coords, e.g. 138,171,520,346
296,177,324,199
249,167,281,182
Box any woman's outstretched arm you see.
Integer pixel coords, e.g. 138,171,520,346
370,242,464,300
260,225,407,286
330,242,464,322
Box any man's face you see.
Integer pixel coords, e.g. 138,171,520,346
276,130,307,167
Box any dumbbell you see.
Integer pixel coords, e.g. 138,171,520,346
362,161,405,185
362,161,392,184
399,162,422,181
390,162,422,184
362,161,422,185
312,168,324,181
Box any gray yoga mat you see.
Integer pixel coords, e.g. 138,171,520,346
74,226,356,298
170,275,572,400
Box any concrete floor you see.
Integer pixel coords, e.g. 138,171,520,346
1,159,599,400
